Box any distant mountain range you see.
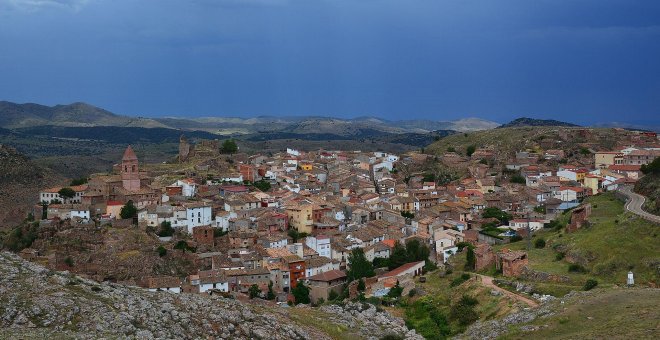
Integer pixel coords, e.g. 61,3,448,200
0,101,500,135
497,117,580,128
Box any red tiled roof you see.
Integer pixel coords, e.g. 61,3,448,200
609,165,641,171
380,261,425,278
382,239,396,248
307,269,346,282
559,186,584,192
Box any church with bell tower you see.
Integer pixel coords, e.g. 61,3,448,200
121,145,141,191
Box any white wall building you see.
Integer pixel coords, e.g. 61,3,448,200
172,179,197,197
305,235,332,259
184,203,213,233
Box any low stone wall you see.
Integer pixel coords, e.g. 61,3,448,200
520,266,570,283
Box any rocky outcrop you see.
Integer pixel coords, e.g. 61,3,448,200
520,267,571,283
0,252,421,339
0,252,310,339
320,302,423,340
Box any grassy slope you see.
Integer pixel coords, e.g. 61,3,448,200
399,258,527,338
500,288,660,339
426,126,571,158
494,192,660,295
425,126,625,159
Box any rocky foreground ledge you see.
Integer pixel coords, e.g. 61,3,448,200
0,252,311,339
0,252,421,340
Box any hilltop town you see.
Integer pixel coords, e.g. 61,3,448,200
3,125,660,338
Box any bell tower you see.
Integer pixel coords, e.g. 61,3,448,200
121,145,140,191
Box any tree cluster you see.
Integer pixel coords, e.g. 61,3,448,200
156,221,175,237
387,239,431,270
120,200,137,219
641,157,660,175
481,207,513,224
220,139,238,154
292,281,310,304
347,248,375,281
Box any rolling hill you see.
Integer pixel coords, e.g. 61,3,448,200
0,145,65,228
0,100,500,134
0,101,166,129
498,117,580,128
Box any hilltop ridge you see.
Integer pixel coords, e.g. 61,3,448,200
0,100,499,133
498,117,580,128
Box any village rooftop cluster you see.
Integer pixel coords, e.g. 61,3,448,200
32,130,660,302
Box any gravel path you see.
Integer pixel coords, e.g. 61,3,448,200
477,274,539,308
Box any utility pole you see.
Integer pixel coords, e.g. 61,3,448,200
526,208,532,251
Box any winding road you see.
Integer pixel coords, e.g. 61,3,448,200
619,186,660,224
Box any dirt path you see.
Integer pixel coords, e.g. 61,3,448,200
477,274,539,308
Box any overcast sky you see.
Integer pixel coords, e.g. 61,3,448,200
1,0,659,125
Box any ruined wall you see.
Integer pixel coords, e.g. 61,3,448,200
566,204,592,233
179,135,191,163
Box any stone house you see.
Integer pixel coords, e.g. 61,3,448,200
307,270,347,304
474,243,495,271
496,249,528,277
143,276,181,293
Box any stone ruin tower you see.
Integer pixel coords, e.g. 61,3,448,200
179,134,192,163
121,145,141,191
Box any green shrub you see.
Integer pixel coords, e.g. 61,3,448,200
248,284,261,299
64,257,74,267
510,174,526,184
156,221,174,237
555,252,565,261
466,145,476,157
568,264,587,273
380,334,404,340
534,238,546,249
449,295,479,326
387,281,403,298
450,273,471,287
583,279,598,291
157,246,167,257
510,235,523,242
